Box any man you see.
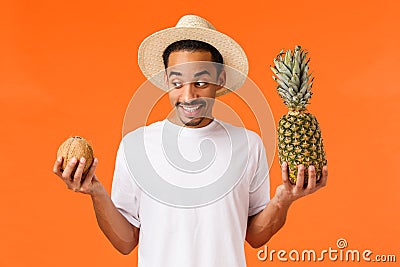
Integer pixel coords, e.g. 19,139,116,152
53,15,328,267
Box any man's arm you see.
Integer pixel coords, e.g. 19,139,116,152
246,195,290,248
246,162,328,248
91,183,139,255
53,156,139,255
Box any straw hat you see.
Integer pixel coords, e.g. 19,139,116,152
138,15,249,97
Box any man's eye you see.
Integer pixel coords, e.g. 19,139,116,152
195,81,208,87
172,82,183,88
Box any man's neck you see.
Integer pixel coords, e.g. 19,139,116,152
167,115,214,128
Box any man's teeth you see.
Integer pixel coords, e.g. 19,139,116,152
181,104,202,112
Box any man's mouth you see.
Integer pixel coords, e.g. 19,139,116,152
177,101,206,118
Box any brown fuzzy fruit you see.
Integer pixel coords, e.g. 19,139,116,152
57,136,94,176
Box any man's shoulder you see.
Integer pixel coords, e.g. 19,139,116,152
216,120,263,145
123,120,165,139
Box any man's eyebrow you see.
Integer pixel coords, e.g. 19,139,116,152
194,70,211,77
168,71,182,78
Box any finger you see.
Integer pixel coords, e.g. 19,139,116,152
81,158,98,191
72,157,86,190
318,165,328,187
281,162,291,188
53,156,63,176
307,165,317,191
61,157,78,181
295,164,305,190
85,158,98,179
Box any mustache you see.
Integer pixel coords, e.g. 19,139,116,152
176,99,206,107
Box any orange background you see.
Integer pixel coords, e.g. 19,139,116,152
1,0,399,266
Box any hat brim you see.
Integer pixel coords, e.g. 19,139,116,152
138,26,249,97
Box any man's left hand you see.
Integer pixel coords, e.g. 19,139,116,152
274,162,328,208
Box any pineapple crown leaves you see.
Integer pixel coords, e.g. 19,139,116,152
270,45,314,111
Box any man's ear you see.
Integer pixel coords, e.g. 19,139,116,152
164,70,168,85
217,69,226,89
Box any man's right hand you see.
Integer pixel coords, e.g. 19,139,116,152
53,155,139,254
53,156,100,195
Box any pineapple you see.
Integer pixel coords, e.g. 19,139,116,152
271,45,327,186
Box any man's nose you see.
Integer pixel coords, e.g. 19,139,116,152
181,83,197,102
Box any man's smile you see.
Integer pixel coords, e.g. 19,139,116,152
176,100,206,118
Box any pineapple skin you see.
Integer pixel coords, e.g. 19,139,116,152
278,112,327,186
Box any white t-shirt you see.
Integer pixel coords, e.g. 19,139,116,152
111,119,270,267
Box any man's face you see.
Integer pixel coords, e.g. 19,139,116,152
165,50,225,128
